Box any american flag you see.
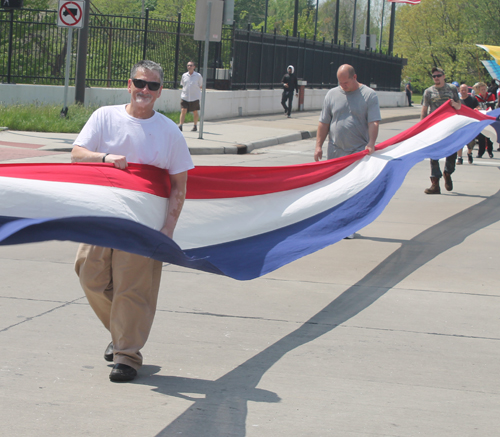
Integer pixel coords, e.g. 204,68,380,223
1,104,498,280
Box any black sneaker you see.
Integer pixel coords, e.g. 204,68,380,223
178,125,183,131
191,125,197,131
457,157,463,165
467,153,473,164
488,152,494,158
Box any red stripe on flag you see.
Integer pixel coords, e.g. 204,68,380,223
0,103,493,200
0,163,171,197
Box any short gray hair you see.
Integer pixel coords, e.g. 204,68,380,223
130,60,164,83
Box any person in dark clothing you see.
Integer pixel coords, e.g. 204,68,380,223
405,81,413,107
458,83,478,164
281,65,298,118
474,82,495,158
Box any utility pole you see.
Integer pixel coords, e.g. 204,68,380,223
365,0,370,49
293,0,299,37
334,0,339,44
75,0,90,104
314,0,319,39
388,1,396,55
379,0,386,52
351,0,357,48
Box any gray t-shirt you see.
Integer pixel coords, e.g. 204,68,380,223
319,85,381,159
423,83,459,114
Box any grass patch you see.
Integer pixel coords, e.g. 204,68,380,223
411,94,422,105
0,103,191,133
0,103,96,133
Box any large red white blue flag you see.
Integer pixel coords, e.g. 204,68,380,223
1,104,499,280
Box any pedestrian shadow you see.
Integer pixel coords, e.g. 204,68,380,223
144,190,500,437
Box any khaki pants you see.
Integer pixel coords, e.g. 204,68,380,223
75,244,163,370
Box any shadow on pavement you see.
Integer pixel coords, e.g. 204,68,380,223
141,190,500,437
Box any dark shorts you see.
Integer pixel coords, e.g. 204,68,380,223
181,99,200,112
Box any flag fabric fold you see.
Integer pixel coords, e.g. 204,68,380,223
1,103,499,280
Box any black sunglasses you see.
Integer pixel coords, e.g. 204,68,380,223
132,78,161,91
432,74,443,78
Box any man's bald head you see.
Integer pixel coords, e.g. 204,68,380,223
337,64,359,92
337,64,355,78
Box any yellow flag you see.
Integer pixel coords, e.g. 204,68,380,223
477,44,500,64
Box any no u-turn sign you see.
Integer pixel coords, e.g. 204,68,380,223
57,0,85,28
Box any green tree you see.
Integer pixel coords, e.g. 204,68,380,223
394,0,500,93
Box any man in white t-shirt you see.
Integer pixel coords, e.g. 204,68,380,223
71,60,194,382
179,60,203,132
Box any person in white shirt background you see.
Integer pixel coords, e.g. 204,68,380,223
178,61,203,132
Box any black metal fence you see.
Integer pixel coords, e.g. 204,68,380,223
233,26,404,91
1,8,405,92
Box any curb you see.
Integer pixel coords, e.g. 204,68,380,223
229,113,420,155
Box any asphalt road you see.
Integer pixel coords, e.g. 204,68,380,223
1,119,499,436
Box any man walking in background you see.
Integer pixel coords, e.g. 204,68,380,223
458,83,478,164
421,67,461,194
281,65,298,118
406,81,413,107
179,61,203,132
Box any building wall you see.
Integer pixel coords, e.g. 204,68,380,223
0,84,406,120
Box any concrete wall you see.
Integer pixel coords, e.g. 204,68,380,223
0,84,406,120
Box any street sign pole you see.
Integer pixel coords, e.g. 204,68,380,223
199,1,211,140
61,27,73,117
56,0,85,116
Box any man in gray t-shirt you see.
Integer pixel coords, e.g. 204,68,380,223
421,67,461,195
314,64,381,160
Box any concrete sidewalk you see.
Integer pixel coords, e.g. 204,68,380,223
1,107,500,436
0,106,422,162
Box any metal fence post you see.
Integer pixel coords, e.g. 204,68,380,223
320,37,325,88
285,30,289,68
258,26,264,90
173,13,181,88
7,9,14,83
229,21,235,90
296,32,300,75
142,8,149,60
271,28,276,89
244,23,251,90
302,33,307,81
107,21,113,87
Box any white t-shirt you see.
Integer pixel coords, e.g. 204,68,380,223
74,105,194,174
181,71,203,102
